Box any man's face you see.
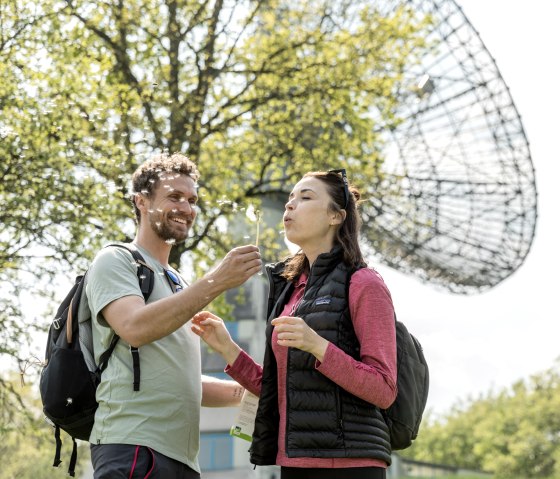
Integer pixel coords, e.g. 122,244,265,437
143,173,198,244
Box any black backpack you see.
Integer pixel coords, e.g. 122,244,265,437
383,318,429,450
39,244,155,476
348,268,429,450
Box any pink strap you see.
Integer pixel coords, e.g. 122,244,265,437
128,446,140,479
128,446,156,479
143,448,156,478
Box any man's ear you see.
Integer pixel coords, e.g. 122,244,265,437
134,193,148,214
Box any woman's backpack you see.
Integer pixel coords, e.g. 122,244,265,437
348,267,429,450
383,318,429,450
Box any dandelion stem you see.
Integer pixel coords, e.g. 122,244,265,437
255,210,261,247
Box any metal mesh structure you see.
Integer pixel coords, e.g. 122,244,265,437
362,0,537,293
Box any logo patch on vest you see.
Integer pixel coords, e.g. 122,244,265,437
314,296,332,306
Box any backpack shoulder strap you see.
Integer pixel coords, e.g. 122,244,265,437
66,274,87,346
105,243,154,301
100,243,155,391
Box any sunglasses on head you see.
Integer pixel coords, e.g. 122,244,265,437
328,168,350,210
164,268,183,293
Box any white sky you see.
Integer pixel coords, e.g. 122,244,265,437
374,0,560,417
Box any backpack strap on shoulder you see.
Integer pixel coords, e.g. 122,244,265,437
106,243,154,301
102,243,155,391
67,276,86,345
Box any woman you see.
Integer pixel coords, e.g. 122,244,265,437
192,170,397,479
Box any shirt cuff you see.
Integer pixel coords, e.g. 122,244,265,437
225,349,250,375
314,342,338,370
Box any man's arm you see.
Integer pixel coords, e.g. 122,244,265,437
201,375,244,407
101,245,261,347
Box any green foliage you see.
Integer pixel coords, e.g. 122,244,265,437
403,360,560,478
0,373,90,478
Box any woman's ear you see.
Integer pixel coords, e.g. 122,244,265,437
331,210,346,226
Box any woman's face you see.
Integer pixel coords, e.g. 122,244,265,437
283,176,340,251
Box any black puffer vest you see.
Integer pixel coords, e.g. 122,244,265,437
249,247,392,466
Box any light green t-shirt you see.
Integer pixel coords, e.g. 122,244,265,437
84,244,201,472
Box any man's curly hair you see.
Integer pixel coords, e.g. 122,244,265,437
131,153,200,223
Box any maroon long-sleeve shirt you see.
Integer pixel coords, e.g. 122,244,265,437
226,267,398,468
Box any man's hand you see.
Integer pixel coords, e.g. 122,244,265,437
206,245,262,290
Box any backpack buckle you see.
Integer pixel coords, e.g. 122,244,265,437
53,318,61,330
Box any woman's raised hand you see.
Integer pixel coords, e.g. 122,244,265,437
191,311,241,365
271,316,329,362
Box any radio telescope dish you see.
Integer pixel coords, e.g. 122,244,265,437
362,0,538,293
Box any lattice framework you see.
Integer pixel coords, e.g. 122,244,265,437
361,0,537,293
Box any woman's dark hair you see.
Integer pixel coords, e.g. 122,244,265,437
282,170,366,281
131,153,200,223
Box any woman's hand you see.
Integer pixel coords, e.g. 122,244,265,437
191,311,241,365
271,316,329,362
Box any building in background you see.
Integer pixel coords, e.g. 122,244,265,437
199,275,271,476
199,196,285,478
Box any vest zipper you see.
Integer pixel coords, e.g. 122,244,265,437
285,346,291,456
285,260,323,456
336,386,344,438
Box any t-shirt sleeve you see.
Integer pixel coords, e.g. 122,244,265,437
85,246,144,326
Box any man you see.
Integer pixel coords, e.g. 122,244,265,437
85,153,262,478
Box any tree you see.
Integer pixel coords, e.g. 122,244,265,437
403,360,560,478
0,0,432,424
0,373,90,478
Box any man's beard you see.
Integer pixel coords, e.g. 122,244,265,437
149,212,190,244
